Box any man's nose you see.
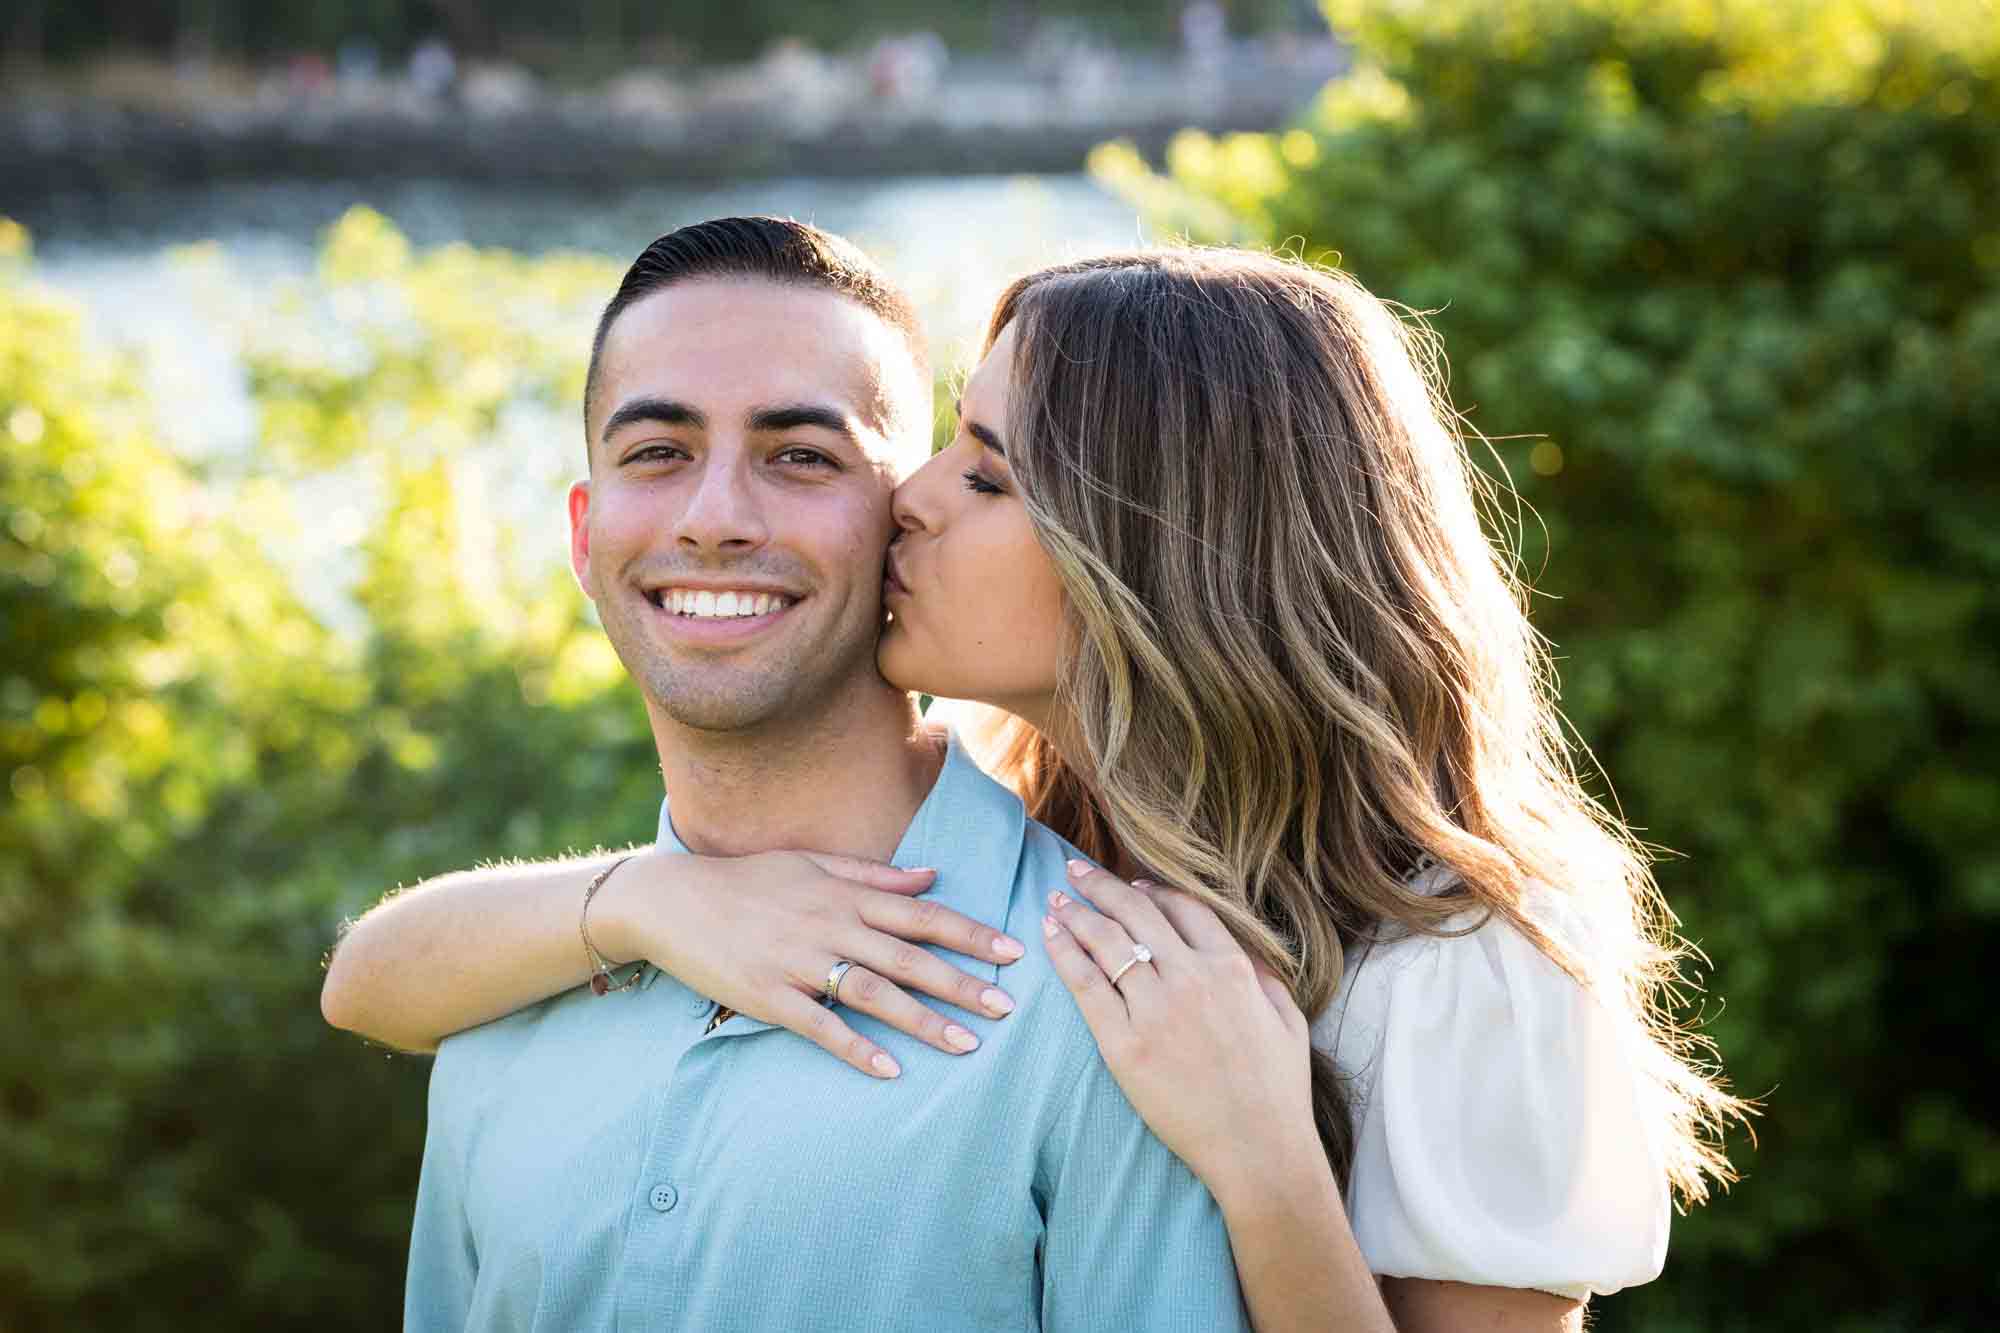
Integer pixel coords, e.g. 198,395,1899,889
674,455,769,553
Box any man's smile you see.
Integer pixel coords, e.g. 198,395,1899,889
641,580,804,643
645,585,799,618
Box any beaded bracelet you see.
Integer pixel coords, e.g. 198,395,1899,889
580,855,642,996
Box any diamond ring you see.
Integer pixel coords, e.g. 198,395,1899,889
1107,943,1154,987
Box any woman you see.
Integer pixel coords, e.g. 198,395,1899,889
323,248,1745,1330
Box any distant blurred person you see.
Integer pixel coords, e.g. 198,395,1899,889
1181,1,1228,108
326,240,1744,1332
408,36,455,99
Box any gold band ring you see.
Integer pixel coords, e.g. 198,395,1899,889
823,959,856,1006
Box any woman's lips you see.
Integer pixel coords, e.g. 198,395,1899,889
883,554,912,601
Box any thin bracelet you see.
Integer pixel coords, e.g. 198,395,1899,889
581,855,641,996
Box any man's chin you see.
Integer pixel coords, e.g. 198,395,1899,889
638,674,799,734
631,654,889,736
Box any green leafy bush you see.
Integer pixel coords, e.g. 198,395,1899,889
0,213,659,1330
1095,2,1999,1327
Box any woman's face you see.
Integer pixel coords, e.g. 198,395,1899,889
878,322,1067,728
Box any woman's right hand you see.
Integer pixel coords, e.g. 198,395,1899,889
595,849,1025,1079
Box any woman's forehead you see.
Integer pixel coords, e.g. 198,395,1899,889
963,322,1019,422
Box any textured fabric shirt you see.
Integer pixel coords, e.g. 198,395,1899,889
1309,865,1671,1299
405,732,1249,1331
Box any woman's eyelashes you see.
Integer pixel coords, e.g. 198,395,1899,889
962,467,1005,496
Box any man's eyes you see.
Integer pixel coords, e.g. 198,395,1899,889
621,443,687,465
617,443,841,470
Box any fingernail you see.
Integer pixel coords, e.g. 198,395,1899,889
945,1024,979,1051
1131,878,1155,889
872,1052,901,1077
993,935,1025,960
1066,859,1089,878
1049,889,1072,909
907,866,937,874
1042,915,1060,938
982,986,1015,1015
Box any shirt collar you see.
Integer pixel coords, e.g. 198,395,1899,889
647,727,1028,1003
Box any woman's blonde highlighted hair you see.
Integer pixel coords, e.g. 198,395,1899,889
969,247,1748,1199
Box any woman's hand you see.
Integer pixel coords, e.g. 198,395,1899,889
597,848,1026,1080
1042,859,1319,1198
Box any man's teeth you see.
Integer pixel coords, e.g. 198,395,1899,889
659,589,792,618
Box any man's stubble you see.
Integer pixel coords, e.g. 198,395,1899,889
595,583,893,738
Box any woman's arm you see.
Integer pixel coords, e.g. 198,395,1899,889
1208,1155,1581,1333
321,849,632,1053
1045,863,1585,1333
322,847,1027,1077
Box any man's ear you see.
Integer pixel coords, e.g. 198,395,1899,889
567,479,596,597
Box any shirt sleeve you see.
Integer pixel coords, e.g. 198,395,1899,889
1330,905,1671,1301
1328,904,1672,1296
1036,1042,1252,1332
404,1049,479,1331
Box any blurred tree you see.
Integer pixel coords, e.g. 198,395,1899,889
1095,1,2000,1327
0,211,659,1330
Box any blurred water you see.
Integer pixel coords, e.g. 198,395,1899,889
18,174,1143,625
24,172,1142,349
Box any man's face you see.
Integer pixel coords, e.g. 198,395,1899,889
570,278,927,734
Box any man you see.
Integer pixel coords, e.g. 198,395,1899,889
404,217,1251,1331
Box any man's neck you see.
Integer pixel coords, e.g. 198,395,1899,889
648,678,943,863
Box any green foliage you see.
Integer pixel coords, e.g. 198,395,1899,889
1098,1,2000,1326
6,1,1996,1317
0,211,660,1330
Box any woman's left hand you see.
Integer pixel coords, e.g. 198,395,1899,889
1043,859,1320,1198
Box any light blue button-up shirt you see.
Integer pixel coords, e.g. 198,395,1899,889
406,733,1250,1331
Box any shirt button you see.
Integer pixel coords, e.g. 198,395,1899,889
649,1183,679,1213
689,995,711,1017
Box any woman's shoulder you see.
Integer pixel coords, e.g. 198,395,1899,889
1307,862,1670,1300
1309,861,1604,1065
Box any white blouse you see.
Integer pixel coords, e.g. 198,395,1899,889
1308,868,1671,1301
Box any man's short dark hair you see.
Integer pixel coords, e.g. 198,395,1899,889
584,215,929,435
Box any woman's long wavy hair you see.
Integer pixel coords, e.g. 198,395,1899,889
967,247,1747,1199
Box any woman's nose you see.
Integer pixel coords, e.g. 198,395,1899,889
891,450,952,534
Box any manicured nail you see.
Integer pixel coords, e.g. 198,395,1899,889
1131,878,1155,889
982,987,1015,1015
944,1024,979,1051
1066,859,1090,879
872,1052,901,1077
993,935,1025,960
1042,914,1060,937
908,866,938,874
1049,890,1072,909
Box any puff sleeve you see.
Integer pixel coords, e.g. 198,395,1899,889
1309,894,1671,1301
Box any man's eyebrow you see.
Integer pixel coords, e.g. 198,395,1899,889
601,397,705,443
955,399,1006,457
749,404,859,442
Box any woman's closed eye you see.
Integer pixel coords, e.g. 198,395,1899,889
962,467,1006,496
